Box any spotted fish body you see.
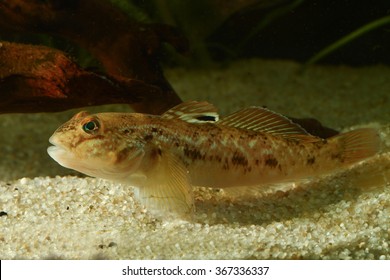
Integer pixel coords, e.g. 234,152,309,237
48,101,380,217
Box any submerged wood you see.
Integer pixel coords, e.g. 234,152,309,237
0,41,178,113
0,0,188,113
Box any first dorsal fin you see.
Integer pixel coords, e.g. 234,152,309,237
218,106,312,139
162,101,219,123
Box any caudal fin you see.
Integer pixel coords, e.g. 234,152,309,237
331,128,381,165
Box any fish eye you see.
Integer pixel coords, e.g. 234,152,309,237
82,120,100,134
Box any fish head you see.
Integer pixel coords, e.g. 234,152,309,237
47,111,145,181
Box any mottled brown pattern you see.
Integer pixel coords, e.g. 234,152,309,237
183,147,205,161
214,155,222,163
307,156,316,165
265,156,278,168
151,127,159,134
122,128,134,135
222,158,230,170
143,134,153,142
231,151,249,167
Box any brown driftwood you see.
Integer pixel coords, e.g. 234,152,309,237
0,41,176,113
0,0,188,114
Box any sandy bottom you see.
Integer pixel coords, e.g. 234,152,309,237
0,59,389,259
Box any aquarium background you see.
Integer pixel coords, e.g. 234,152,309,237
1,0,389,67
0,0,389,260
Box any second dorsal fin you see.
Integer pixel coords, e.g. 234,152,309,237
218,107,311,139
162,101,219,123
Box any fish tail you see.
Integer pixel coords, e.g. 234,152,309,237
350,154,390,192
331,128,380,165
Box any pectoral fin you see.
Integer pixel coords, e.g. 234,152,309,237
136,150,194,219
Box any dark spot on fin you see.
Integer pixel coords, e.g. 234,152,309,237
162,101,219,123
195,115,217,122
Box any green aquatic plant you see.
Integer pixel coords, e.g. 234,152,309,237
305,15,390,66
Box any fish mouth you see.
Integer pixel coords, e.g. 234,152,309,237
47,135,69,163
47,145,66,157
48,135,57,146
47,139,84,174
48,134,69,149
47,135,104,177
